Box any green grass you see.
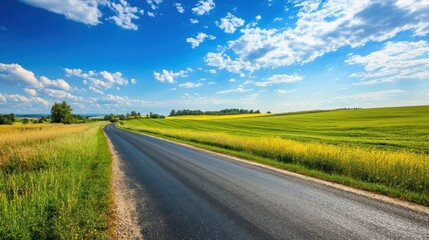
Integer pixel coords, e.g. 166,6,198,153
119,105,429,206
0,122,113,239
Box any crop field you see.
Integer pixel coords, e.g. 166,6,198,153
120,105,429,205
0,122,112,239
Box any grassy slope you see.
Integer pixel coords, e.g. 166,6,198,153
119,105,429,205
0,122,113,239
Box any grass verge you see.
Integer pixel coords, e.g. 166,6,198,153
0,122,113,239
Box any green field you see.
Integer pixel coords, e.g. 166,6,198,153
120,105,429,205
0,122,113,239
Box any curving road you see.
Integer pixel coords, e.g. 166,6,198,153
104,124,429,240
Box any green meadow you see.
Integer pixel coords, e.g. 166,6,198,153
120,105,429,205
0,122,113,239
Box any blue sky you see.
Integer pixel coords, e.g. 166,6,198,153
1,0,429,114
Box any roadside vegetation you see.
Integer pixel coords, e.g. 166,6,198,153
0,122,112,239
119,105,429,205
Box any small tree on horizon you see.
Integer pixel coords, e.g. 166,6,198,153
51,101,73,123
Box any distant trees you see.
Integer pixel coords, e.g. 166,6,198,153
22,118,29,124
0,113,15,125
169,108,262,116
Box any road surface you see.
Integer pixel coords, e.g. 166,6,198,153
104,124,429,240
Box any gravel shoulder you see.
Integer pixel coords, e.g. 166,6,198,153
104,127,143,240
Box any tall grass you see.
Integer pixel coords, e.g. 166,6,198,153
0,122,112,239
121,106,429,205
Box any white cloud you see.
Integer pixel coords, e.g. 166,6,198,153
0,63,41,88
254,74,303,87
186,32,216,48
43,88,81,101
216,87,253,94
273,17,283,22
147,11,155,17
153,69,187,83
0,93,49,106
147,0,163,10
229,78,236,82
40,76,71,91
255,15,261,21
179,82,203,88
206,0,429,73
64,68,130,93
346,40,429,85
107,0,140,30
216,12,245,34
174,2,185,13
192,0,215,15
0,63,73,93
20,0,144,30
274,89,296,94
24,88,37,96
337,89,405,100
131,78,137,84
190,18,199,24
209,69,217,74
20,0,101,25
99,71,128,86
208,81,216,85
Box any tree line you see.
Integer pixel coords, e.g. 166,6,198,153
169,108,262,116
104,111,165,122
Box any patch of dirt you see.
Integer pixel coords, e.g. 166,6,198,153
105,131,144,240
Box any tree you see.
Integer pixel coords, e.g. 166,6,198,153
51,101,73,123
0,113,15,125
22,118,29,124
255,110,261,114
104,113,116,122
170,109,176,116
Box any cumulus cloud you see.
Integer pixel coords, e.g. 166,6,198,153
19,0,143,30
131,78,137,84
0,63,73,93
64,68,130,93
216,87,253,94
174,2,185,13
192,0,215,15
190,18,199,24
24,88,37,96
186,32,216,48
19,0,101,25
346,40,429,85
0,63,41,88
147,0,163,10
40,76,71,91
216,12,245,33
254,74,303,87
206,0,429,73
107,0,140,30
179,82,203,88
153,69,188,83
0,93,50,106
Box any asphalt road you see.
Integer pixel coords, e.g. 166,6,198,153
104,124,429,240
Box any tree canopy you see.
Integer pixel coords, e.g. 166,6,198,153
51,101,73,123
